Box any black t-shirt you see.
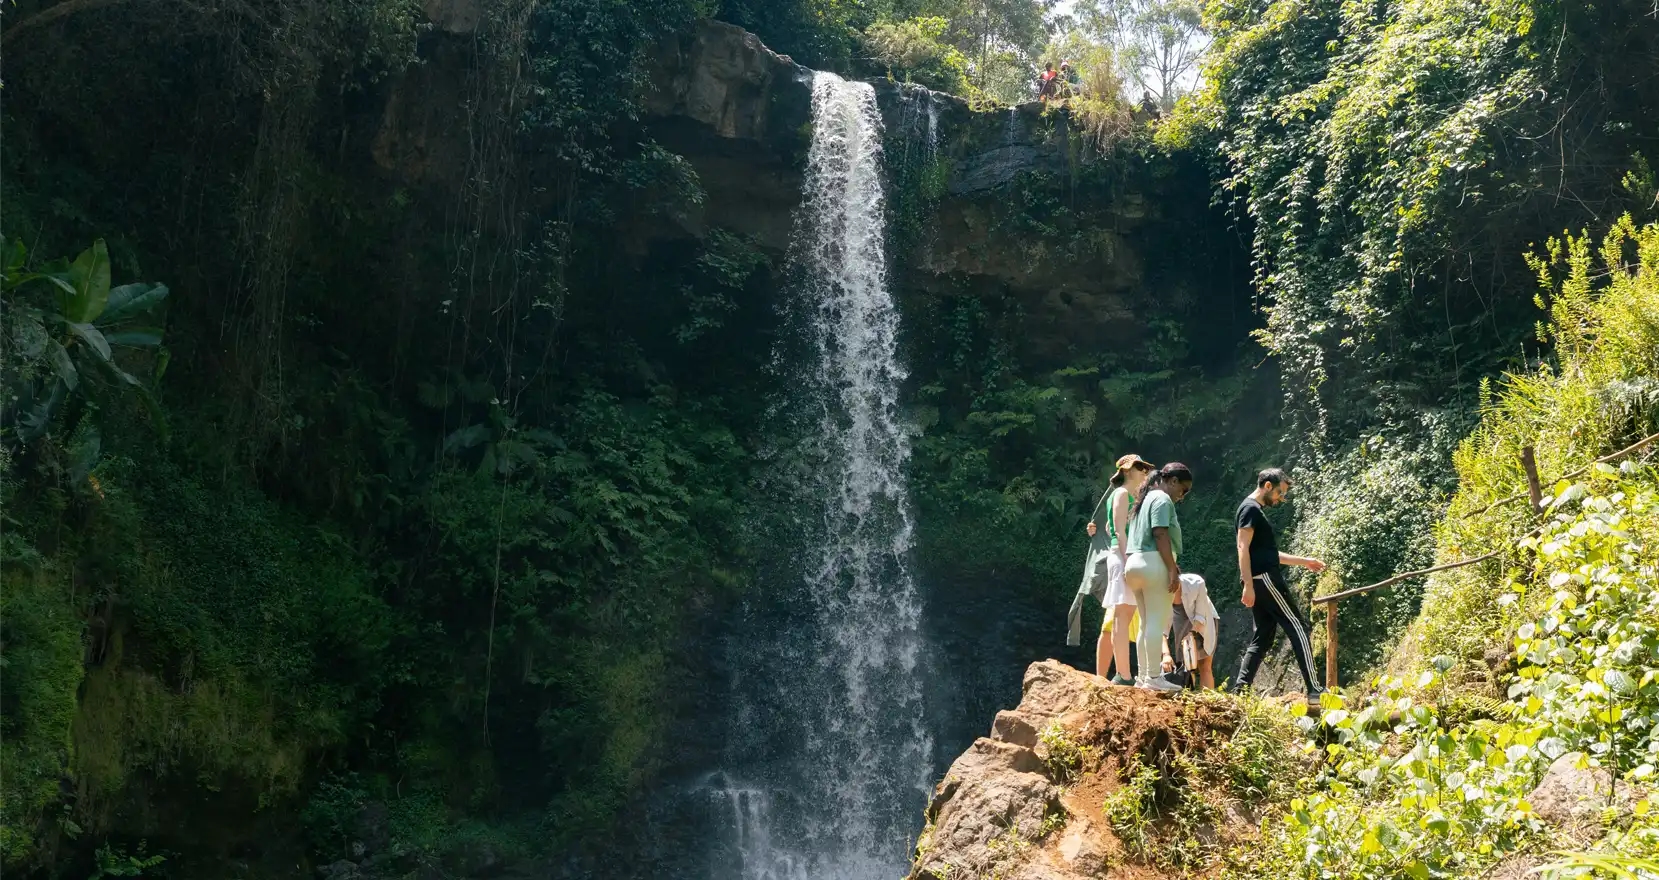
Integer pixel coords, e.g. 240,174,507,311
1236,496,1280,577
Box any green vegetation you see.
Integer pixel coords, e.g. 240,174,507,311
1219,219,1659,878
0,0,757,869
11,0,1659,875
1039,722,1097,783
1184,0,1659,685
1101,758,1161,858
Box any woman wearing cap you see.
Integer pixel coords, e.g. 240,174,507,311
1086,454,1155,685
1123,462,1195,692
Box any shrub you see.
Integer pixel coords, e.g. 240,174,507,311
1103,759,1161,859
1232,218,1659,880
1291,416,1465,678
863,18,971,96
1401,216,1659,674
0,551,84,861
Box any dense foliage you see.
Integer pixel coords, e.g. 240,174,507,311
1170,0,1659,686
1192,0,1659,443
1222,218,1659,880
0,0,766,871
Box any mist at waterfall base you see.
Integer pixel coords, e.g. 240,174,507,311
605,74,1094,880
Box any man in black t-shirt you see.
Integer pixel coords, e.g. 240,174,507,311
1235,468,1327,697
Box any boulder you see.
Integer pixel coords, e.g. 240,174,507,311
1020,659,1098,717
1529,754,1646,827
991,709,1044,747
910,661,1103,880
913,740,1058,880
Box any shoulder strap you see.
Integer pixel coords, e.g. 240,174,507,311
1089,487,1113,521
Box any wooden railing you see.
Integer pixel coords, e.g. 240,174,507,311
1312,429,1659,689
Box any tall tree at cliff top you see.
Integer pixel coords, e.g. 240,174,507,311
1066,0,1206,109
953,0,1055,97
1190,0,1659,451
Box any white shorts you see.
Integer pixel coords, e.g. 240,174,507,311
1093,551,1134,608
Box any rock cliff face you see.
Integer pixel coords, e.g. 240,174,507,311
639,21,815,252
369,18,1244,365
618,21,1245,374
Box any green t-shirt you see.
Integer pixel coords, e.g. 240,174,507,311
1128,488,1181,559
1087,486,1133,555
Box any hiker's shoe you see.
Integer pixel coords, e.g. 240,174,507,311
1138,676,1184,693
1109,675,1134,687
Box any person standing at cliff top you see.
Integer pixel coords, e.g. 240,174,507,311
1038,62,1058,105
1066,454,1156,685
1123,462,1194,693
1234,468,1327,698
1059,60,1078,98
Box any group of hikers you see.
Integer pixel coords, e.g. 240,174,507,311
1036,60,1081,104
1036,61,1164,119
1065,456,1329,699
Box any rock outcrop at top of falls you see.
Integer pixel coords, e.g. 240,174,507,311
371,18,1242,365
907,661,1309,880
630,21,1237,361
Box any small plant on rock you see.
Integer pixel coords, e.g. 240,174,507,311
1103,759,1161,860
1039,722,1096,783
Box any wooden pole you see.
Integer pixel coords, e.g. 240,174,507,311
1324,600,1338,691
1463,429,1659,517
1521,446,1544,514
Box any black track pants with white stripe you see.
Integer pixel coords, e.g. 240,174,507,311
1236,569,1322,695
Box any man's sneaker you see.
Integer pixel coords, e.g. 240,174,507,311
1138,676,1184,693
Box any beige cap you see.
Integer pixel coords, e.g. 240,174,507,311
1115,453,1154,473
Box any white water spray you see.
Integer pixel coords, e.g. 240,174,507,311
714,71,934,880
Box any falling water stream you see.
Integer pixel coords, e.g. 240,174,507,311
708,70,934,880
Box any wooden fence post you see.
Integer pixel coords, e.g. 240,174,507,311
1324,600,1338,691
1522,446,1543,514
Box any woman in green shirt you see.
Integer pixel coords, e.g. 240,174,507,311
1123,462,1195,692
1086,454,1155,685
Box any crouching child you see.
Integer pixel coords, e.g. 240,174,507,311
1162,572,1219,689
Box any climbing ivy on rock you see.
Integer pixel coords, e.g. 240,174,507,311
1191,0,1659,446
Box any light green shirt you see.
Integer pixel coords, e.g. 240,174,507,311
1128,488,1181,559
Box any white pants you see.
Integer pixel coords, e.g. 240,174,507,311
1123,552,1173,684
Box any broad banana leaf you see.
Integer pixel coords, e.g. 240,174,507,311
60,240,111,324
102,282,169,324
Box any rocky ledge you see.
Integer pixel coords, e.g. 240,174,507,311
907,660,1294,880
912,662,1655,880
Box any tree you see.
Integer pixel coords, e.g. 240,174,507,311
937,0,1054,101
863,16,972,93
1067,0,1206,108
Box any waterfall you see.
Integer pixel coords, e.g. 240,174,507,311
927,97,940,156
713,71,933,880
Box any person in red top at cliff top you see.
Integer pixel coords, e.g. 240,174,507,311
1038,63,1058,104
